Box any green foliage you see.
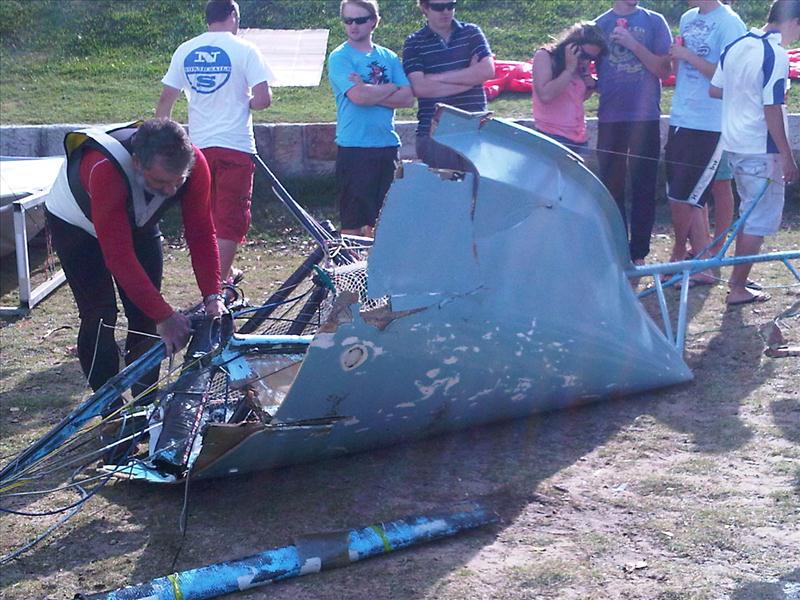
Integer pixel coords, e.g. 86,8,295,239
1,1,777,57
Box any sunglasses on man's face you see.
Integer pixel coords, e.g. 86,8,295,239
428,1,457,12
342,15,372,25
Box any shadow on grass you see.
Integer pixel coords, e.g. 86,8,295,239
1,391,653,594
649,305,766,453
731,566,800,600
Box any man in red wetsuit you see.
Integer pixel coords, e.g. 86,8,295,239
45,118,225,400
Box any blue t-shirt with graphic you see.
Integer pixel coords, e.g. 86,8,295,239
595,7,672,122
670,5,746,131
328,42,410,148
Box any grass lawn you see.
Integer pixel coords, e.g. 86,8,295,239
1,194,799,599
0,0,794,124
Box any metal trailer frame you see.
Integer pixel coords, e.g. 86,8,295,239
0,189,65,316
628,179,800,354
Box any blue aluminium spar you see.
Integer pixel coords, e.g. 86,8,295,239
75,502,497,600
0,341,166,485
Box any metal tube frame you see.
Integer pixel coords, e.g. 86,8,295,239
628,179,799,354
0,190,65,316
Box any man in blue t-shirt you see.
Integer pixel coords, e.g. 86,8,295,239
594,0,672,266
403,0,494,170
328,0,414,237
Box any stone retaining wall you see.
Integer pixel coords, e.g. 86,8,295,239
2,116,799,178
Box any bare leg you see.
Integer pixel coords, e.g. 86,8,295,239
687,205,713,258
710,179,735,254
217,238,239,282
690,205,712,256
727,232,766,304
669,200,694,262
671,200,715,284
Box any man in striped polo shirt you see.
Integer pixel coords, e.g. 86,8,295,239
402,0,495,170
709,0,800,305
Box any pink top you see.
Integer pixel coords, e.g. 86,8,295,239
532,74,588,144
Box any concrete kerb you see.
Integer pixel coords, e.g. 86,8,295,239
2,115,799,179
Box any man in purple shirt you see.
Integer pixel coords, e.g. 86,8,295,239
594,0,672,266
403,0,494,170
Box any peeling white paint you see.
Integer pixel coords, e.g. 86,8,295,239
415,374,461,401
355,427,370,433
363,340,385,357
467,388,494,402
443,356,458,365
427,368,441,378
299,558,322,575
444,374,461,394
411,519,447,536
342,336,360,346
454,346,468,352
396,402,416,408
511,394,525,402
311,333,336,349
237,572,257,589
513,379,533,394
482,331,493,340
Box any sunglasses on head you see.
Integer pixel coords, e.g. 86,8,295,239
342,15,372,25
428,1,457,12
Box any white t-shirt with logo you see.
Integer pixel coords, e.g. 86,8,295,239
162,31,274,154
710,28,789,155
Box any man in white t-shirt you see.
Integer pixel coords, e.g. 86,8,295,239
666,0,745,280
156,0,274,287
710,0,800,306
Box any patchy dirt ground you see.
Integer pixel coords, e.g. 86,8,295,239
1,204,799,600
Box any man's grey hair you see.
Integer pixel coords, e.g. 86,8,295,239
131,118,195,175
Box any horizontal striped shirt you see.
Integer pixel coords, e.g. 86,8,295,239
403,19,492,136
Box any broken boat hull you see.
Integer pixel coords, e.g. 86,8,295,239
191,108,692,479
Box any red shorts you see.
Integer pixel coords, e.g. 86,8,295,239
201,147,255,243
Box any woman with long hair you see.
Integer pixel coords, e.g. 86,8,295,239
532,22,608,153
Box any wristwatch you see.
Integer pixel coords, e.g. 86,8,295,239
203,293,224,305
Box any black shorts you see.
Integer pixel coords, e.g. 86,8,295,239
335,146,399,230
665,126,722,206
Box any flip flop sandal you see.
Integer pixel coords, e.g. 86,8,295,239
726,291,771,306
745,280,763,291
